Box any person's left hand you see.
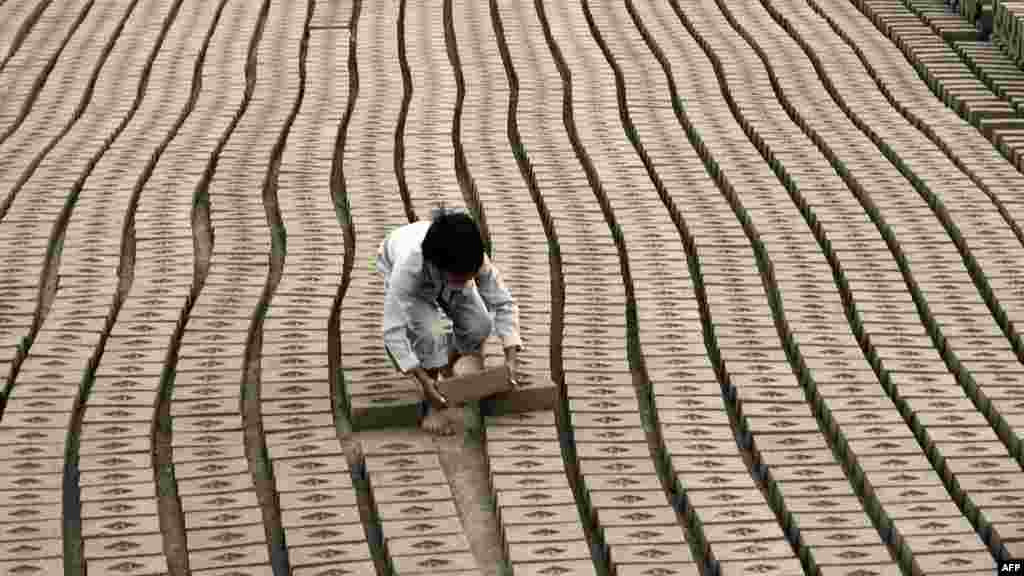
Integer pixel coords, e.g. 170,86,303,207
504,346,521,388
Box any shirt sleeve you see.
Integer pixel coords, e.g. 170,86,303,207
475,254,523,351
382,250,424,373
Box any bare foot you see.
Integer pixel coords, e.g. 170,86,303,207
420,406,455,436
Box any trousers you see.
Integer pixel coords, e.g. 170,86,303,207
382,276,494,370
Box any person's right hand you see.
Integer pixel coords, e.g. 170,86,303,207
412,367,448,408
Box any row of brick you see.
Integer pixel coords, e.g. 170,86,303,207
954,41,1024,116
776,0,1024,560
0,0,185,572
0,0,123,400
905,0,982,40
485,411,597,576
764,0,1021,563
680,0,1006,572
263,2,376,575
637,1,899,574
527,1,704,575
994,0,1024,63
854,0,1024,165
361,436,481,574
453,0,596,569
452,0,557,410
0,0,92,136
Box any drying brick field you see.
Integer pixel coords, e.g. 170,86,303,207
1,0,1024,574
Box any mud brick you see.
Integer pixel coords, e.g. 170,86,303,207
659,424,736,443
267,439,343,461
82,513,162,539
265,427,339,449
374,484,452,503
176,356,247,373
944,455,1023,475
0,558,64,575
79,435,152,457
902,531,989,556
278,484,359,509
172,414,244,433
839,423,919,441
390,551,477,573
587,490,669,512
177,473,254,497
713,537,796,562
499,504,582,526
513,561,598,576
911,550,995,573
188,543,270,571
290,561,376,576
573,441,651,461
286,523,366,549
0,443,66,463
800,527,893,552
261,381,327,400
365,453,441,473
856,453,933,473
184,508,264,531
785,493,871,514
381,516,465,540
496,486,576,509
569,411,642,429
174,458,250,480
915,410,991,428
173,371,239,388
937,440,1019,459
388,532,471,557
0,487,62,508
82,532,166,560
870,467,945,488
178,489,255,515
86,555,171,576
280,504,361,528
578,456,658,476
594,505,679,528
170,430,243,449
173,444,247,463
0,537,62,561
376,500,459,522
877,500,963,520
490,456,566,475
370,469,447,488
187,522,267,550
969,491,1024,509
845,436,924,457
272,455,349,479
0,473,61,492
262,412,334,433
80,497,161,521
892,514,977,538
670,455,755,478
504,522,586,545
171,397,238,417
956,472,1021,492
79,466,153,488
0,426,67,445
79,452,150,471
485,425,558,442
506,539,592,563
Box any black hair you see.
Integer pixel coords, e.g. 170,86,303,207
421,210,484,274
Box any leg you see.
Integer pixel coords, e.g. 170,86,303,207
391,294,456,435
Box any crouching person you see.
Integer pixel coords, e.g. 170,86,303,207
376,207,523,435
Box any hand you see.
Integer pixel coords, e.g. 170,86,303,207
503,346,521,388
412,367,448,408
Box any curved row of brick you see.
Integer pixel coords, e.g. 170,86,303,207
995,0,1024,63
852,0,1024,167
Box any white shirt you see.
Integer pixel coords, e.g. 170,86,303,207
376,214,522,372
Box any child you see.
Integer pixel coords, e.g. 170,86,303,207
376,206,523,435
